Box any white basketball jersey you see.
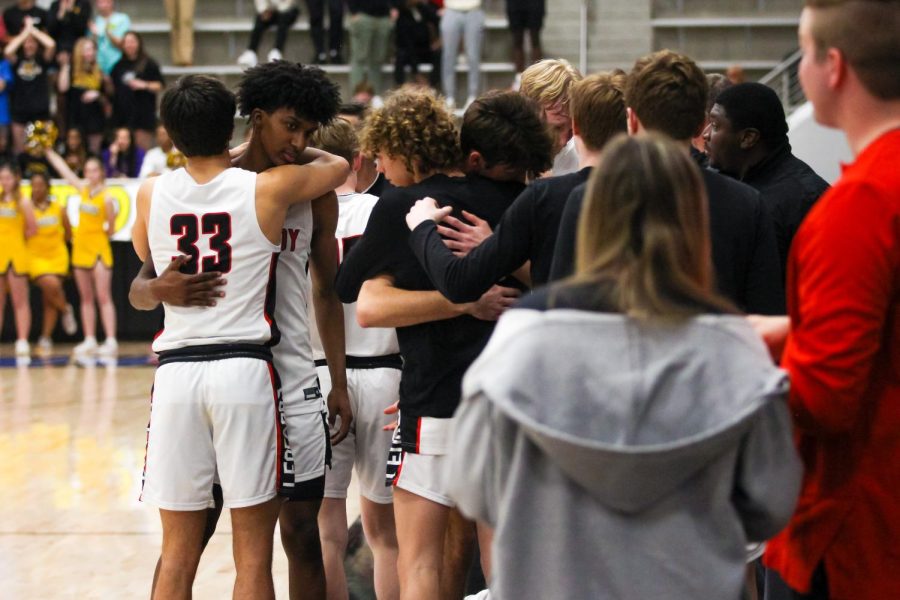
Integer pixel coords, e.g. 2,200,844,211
271,201,322,415
311,192,400,359
149,168,280,352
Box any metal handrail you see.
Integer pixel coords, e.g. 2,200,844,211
758,48,805,113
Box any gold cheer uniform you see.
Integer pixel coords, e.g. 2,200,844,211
71,187,113,269
27,199,69,278
0,198,29,275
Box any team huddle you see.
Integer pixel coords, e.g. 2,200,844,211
128,0,900,598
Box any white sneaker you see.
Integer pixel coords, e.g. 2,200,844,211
98,337,118,357
74,337,98,357
267,48,282,62
457,53,467,68
237,49,258,68
36,337,52,358
15,339,30,366
61,303,78,335
511,72,522,91
445,96,456,111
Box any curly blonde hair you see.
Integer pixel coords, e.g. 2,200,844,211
360,88,461,180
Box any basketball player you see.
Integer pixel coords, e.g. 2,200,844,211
309,118,401,600
130,62,351,599
335,89,552,600
130,74,349,600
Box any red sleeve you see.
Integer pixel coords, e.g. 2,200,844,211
783,181,900,434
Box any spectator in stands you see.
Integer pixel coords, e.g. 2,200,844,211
507,0,544,82
441,0,484,109
347,0,394,96
4,17,55,155
236,0,300,67
0,56,12,162
47,0,91,64
57,125,87,176
306,0,344,64
138,122,174,178
3,0,48,36
90,0,129,74
394,0,441,89
109,31,164,150
58,37,106,155
164,0,195,66
705,82,829,273
519,58,582,175
102,126,144,177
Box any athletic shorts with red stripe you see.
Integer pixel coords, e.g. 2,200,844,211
140,346,294,510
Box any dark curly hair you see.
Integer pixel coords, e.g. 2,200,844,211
237,60,341,125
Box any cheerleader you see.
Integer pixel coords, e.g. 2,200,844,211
0,163,35,362
27,172,78,356
44,147,117,361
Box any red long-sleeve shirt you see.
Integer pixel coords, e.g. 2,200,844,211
765,129,900,598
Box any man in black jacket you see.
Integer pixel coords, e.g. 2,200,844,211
705,82,829,272
552,50,785,315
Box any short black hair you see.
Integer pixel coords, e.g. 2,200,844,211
460,91,553,178
160,75,235,157
714,82,789,146
337,102,368,119
237,61,341,125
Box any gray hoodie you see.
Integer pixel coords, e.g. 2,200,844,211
447,308,802,600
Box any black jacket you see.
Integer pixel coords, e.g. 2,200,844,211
551,169,785,315
739,143,829,272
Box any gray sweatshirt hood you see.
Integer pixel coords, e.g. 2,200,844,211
462,308,788,514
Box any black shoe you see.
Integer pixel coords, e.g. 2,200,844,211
329,49,343,64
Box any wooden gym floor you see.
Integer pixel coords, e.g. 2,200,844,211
0,342,361,599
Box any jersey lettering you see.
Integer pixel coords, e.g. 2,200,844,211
281,228,301,252
170,212,233,274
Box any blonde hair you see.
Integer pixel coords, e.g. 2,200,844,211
72,37,102,91
360,88,460,179
574,133,734,318
519,59,583,109
310,118,359,165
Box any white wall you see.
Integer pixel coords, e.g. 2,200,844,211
787,102,853,184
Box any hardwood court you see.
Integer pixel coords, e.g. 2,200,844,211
0,343,361,599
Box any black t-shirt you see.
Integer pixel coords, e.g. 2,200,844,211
47,1,92,53
3,5,49,35
408,167,591,303
10,53,50,119
551,169,785,315
110,56,164,130
335,174,525,445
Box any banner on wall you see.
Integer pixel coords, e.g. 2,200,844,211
22,178,140,242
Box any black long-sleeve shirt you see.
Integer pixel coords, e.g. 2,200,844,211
47,1,92,53
408,167,591,303
740,143,829,273
335,174,525,450
551,169,785,314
